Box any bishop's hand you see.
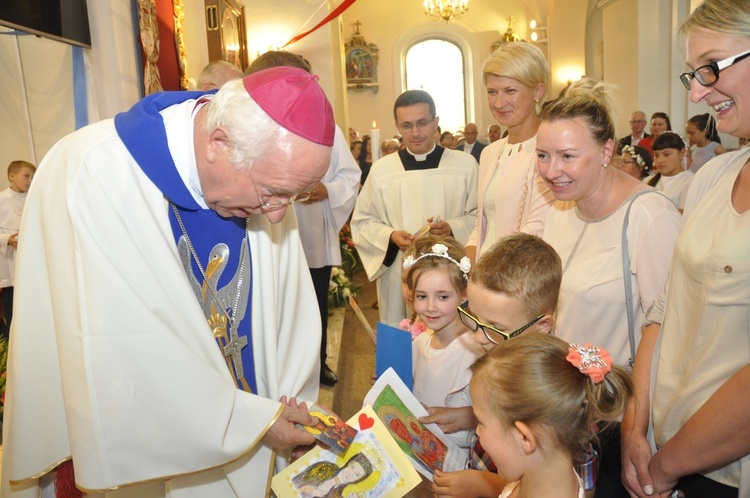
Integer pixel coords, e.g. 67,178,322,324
262,396,318,450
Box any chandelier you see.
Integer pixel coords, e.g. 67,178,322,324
424,0,469,22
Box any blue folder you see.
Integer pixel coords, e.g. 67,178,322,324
375,322,413,391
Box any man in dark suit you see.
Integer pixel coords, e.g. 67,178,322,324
461,123,486,163
617,111,649,152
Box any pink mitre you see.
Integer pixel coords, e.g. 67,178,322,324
243,66,335,146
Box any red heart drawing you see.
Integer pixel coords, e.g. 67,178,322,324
358,413,375,430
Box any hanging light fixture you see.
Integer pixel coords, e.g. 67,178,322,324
423,0,469,22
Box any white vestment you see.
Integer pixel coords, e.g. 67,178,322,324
0,187,26,287
294,126,360,269
351,148,478,325
2,102,320,497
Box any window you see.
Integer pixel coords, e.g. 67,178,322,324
405,39,466,133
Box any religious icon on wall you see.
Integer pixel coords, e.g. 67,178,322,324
345,20,379,93
205,0,248,71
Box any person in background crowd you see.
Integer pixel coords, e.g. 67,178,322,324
0,160,35,339
617,111,649,153
381,138,400,156
686,112,726,172
487,124,502,143
649,132,694,212
349,127,360,144
638,112,672,157
195,60,243,91
460,123,487,163
440,131,456,149
618,145,653,180
358,135,373,184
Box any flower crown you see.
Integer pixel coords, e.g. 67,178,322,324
566,343,612,384
402,243,471,280
621,145,646,168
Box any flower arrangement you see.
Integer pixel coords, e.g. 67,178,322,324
338,224,363,277
329,266,361,308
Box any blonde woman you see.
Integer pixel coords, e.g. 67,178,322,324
465,42,556,262
623,0,750,495
537,78,682,497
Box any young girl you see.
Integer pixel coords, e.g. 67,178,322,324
403,235,483,449
649,131,694,212
398,244,427,339
470,334,633,498
619,145,652,180
686,113,726,173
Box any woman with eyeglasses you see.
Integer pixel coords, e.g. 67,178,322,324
537,77,682,498
622,1,750,497
465,42,556,264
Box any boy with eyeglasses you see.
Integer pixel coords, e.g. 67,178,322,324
420,233,584,497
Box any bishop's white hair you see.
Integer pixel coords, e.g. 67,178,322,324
203,78,283,169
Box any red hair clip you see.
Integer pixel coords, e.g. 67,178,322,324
566,343,612,384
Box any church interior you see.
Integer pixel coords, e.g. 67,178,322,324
0,0,735,192
0,0,746,493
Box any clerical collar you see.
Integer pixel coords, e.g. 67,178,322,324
162,99,209,209
398,144,445,171
406,142,437,161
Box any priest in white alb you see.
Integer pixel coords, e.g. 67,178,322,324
351,90,477,326
2,67,334,497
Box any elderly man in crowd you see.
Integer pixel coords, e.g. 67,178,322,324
617,110,649,152
195,59,244,91
460,122,487,162
3,67,331,497
487,123,502,143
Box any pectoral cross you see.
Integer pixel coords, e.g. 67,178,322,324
224,326,248,380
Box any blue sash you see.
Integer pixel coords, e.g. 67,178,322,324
115,92,257,393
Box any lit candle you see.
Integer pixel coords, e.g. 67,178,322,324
371,121,381,162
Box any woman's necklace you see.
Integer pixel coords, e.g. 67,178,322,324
562,174,616,273
170,203,251,381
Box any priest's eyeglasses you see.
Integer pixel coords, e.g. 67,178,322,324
679,48,750,90
457,302,544,345
397,118,435,132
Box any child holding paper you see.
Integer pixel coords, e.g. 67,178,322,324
402,235,483,449
425,233,563,497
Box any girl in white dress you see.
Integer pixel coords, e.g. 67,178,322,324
470,334,633,498
403,235,483,449
649,132,695,212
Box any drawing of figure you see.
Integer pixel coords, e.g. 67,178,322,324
292,453,374,497
384,414,443,472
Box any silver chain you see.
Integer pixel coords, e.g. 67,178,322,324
170,203,247,326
